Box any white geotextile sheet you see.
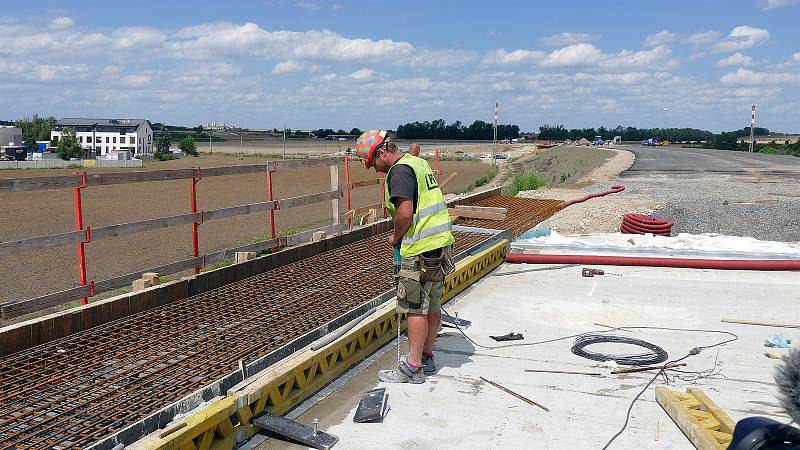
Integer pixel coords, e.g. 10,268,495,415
514,231,800,257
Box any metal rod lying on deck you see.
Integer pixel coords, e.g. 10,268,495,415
479,376,550,412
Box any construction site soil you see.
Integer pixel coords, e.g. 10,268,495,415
0,156,491,312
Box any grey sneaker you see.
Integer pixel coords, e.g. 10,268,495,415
422,354,437,375
378,358,425,384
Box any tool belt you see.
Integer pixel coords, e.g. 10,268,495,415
418,246,455,283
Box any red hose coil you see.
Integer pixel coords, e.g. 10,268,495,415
621,213,674,236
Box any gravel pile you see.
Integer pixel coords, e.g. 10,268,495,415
591,174,800,243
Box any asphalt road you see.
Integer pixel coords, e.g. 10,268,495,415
619,145,800,178
609,145,800,241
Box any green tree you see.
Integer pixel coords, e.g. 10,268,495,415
15,114,56,148
56,128,85,160
154,126,171,154
179,135,198,156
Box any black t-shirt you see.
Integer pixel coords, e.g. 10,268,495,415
387,164,418,213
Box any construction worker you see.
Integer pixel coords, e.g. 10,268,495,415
354,130,454,384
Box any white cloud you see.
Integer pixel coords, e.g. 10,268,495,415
484,43,676,70
295,1,321,10
111,27,165,50
757,0,800,9
720,68,800,85
349,68,375,80
539,32,601,46
331,3,343,11
404,49,478,68
272,60,304,74
597,98,617,111
121,74,152,87
711,26,769,52
540,43,603,67
794,53,800,62
170,23,414,63
48,16,75,30
319,73,337,81
684,31,720,45
482,49,544,66
644,30,676,47
716,52,753,67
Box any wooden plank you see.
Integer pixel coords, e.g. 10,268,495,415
438,172,458,190
721,318,800,329
281,224,343,248
93,257,203,293
278,190,339,209
2,285,92,319
453,205,508,214
0,158,340,193
205,239,280,264
330,164,340,225
91,212,202,241
656,387,728,450
0,175,82,192
204,201,277,221
267,157,341,172
0,230,86,257
348,178,382,190
341,202,385,220
447,208,505,221
687,388,736,435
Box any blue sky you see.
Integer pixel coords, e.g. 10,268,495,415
2,0,799,132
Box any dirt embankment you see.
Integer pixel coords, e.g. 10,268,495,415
511,146,617,186
0,156,492,308
517,147,658,234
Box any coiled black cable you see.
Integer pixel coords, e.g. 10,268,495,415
571,333,669,366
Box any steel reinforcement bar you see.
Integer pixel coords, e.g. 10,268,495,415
0,230,491,449
126,239,510,450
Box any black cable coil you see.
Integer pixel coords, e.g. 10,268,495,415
571,333,669,366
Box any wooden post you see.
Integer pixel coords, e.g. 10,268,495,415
266,169,277,252
330,162,340,225
344,156,352,228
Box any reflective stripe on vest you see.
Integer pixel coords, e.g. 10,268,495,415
412,200,448,225
385,153,454,257
401,221,453,246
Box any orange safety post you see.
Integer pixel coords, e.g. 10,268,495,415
266,169,278,252
190,168,202,274
72,171,92,304
435,148,442,177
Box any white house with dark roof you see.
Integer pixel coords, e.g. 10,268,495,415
51,118,153,156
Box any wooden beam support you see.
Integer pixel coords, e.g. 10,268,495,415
656,387,733,450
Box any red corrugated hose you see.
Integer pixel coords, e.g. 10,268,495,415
560,185,625,209
621,213,673,236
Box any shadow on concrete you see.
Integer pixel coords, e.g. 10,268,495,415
433,331,477,371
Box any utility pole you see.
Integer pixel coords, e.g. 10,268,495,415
209,133,212,153
749,104,756,153
239,134,243,158
493,101,499,166
282,125,286,159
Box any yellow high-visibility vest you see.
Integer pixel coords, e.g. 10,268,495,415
385,153,454,257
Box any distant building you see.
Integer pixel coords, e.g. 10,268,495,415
51,118,153,156
201,122,233,130
0,126,22,147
